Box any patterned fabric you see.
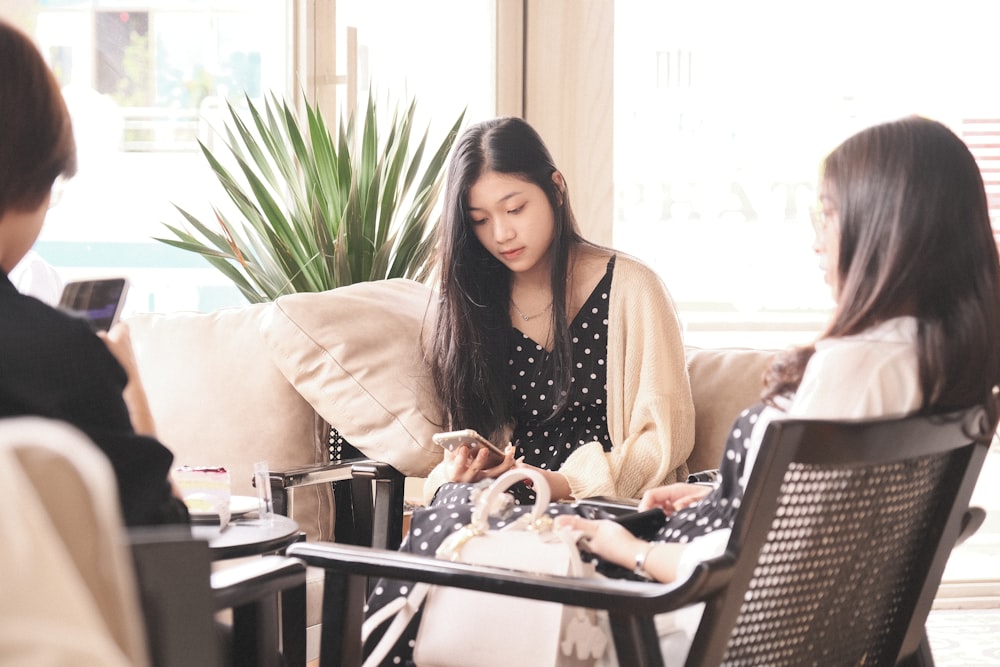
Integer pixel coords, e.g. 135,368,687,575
423,252,694,500
362,404,766,665
363,258,617,664
652,404,764,543
506,256,615,503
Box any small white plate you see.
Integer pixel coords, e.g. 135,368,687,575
187,495,260,519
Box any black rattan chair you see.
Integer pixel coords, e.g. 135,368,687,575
288,408,991,667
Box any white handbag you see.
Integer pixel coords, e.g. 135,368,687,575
363,468,609,667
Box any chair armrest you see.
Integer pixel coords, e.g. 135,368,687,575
266,460,358,490
957,506,987,546
211,555,308,667
263,459,405,550
210,555,306,610
575,496,640,517
287,540,727,616
287,540,736,666
266,459,403,490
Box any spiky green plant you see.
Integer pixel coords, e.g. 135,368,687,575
158,92,464,302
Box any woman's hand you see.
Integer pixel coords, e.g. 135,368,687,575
557,514,641,565
512,462,572,501
444,442,517,483
638,483,712,514
99,322,158,437
556,514,685,583
99,321,140,379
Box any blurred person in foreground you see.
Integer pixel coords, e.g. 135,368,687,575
0,19,188,526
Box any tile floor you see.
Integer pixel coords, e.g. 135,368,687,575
926,443,1000,666
926,609,1000,665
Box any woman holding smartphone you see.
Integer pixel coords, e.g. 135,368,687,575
422,116,695,506
363,117,695,665
0,20,187,526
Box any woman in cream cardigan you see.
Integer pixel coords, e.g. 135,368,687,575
363,117,695,665
421,116,695,505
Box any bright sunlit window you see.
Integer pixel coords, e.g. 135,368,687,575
613,0,1000,350
613,0,1000,590
15,0,493,314
19,0,289,312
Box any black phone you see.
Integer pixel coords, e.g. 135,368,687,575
611,508,667,539
58,278,130,333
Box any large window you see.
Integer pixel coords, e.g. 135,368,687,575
337,0,495,137
613,0,1000,590
14,0,494,314
614,0,1000,351
20,1,289,312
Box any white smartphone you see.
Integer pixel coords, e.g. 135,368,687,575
432,429,507,466
58,277,130,333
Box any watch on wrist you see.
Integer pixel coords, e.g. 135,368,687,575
633,542,658,580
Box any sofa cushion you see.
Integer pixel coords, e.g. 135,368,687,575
128,305,334,542
259,279,444,477
684,346,776,473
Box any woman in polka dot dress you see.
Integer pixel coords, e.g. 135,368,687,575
361,117,695,664
421,116,694,507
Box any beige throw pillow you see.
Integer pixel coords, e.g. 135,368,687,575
128,305,333,542
259,279,445,477
684,346,776,473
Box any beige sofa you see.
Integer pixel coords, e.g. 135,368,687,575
127,278,775,657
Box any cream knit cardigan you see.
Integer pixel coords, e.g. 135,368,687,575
561,253,695,498
424,253,695,502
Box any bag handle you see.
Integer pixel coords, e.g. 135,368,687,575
471,467,551,531
364,469,556,666
361,582,431,667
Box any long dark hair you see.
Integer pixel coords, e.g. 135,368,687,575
764,116,1000,431
0,20,76,218
430,117,587,441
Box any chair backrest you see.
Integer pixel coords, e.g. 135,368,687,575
687,408,990,667
128,527,224,667
0,417,150,666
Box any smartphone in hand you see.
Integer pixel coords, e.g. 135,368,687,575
611,508,668,539
432,429,506,467
58,277,129,333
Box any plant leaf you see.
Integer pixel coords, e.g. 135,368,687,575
160,91,463,301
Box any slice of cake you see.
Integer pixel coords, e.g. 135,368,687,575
175,465,232,525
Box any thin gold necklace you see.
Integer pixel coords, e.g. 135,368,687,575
510,298,553,321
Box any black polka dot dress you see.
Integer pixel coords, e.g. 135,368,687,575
505,255,616,502
428,256,617,508
648,403,765,543
361,257,617,664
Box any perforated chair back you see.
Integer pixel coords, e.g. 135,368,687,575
688,408,990,667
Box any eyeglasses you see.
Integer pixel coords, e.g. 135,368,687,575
809,205,835,235
48,175,67,210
